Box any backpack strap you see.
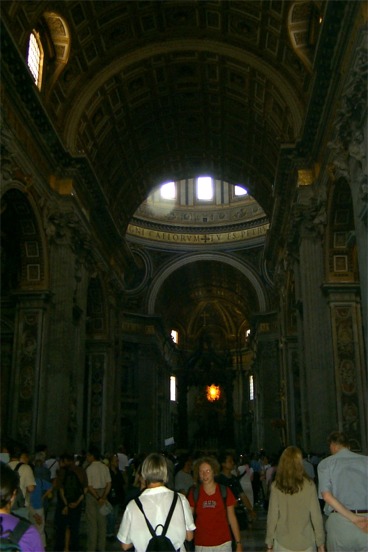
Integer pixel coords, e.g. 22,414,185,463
219,483,227,504
135,497,155,537
162,492,178,536
14,462,23,472
135,492,178,538
7,518,31,544
191,483,226,513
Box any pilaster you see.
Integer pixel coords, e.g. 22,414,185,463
252,314,281,452
289,187,336,451
9,291,50,448
323,284,367,451
41,199,94,452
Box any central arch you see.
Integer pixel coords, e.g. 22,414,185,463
147,251,268,315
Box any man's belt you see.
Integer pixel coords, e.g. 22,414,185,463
332,509,368,514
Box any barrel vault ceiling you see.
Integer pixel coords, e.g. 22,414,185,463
1,0,325,350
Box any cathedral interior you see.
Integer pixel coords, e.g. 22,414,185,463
1,1,367,458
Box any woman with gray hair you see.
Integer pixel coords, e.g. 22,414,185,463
117,452,195,551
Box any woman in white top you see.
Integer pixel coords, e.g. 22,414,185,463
238,460,254,508
118,452,195,552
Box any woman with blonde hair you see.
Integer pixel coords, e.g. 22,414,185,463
265,446,325,552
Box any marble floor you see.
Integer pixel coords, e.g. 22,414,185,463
45,502,268,551
239,506,268,552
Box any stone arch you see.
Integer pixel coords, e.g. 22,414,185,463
1,186,48,291
0,185,48,444
147,252,268,315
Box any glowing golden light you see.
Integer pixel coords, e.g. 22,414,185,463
207,384,221,402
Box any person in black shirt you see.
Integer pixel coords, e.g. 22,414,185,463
106,453,125,540
216,452,257,529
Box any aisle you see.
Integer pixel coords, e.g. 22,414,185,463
45,502,268,551
240,505,267,552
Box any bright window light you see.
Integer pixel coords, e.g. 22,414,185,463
27,32,42,88
171,330,178,344
170,376,176,401
235,185,248,196
161,182,176,200
197,176,213,200
249,375,254,401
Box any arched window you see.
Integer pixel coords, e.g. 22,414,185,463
27,31,43,89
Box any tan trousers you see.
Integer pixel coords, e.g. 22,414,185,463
85,490,107,551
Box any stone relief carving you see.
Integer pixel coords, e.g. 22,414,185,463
333,305,362,447
288,197,327,243
43,200,97,275
329,45,367,189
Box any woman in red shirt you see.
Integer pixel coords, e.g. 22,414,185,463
187,456,242,551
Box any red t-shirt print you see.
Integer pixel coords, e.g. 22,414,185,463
188,484,237,546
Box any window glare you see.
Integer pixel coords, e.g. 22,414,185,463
170,376,176,401
197,176,213,200
161,182,176,200
249,375,254,401
27,32,41,86
235,185,247,196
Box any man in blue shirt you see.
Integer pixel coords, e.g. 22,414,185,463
318,431,368,551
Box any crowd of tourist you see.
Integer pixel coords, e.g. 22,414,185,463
0,432,367,551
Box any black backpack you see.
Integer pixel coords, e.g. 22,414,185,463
135,492,178,552
63,468,84,504
0,517,30,551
